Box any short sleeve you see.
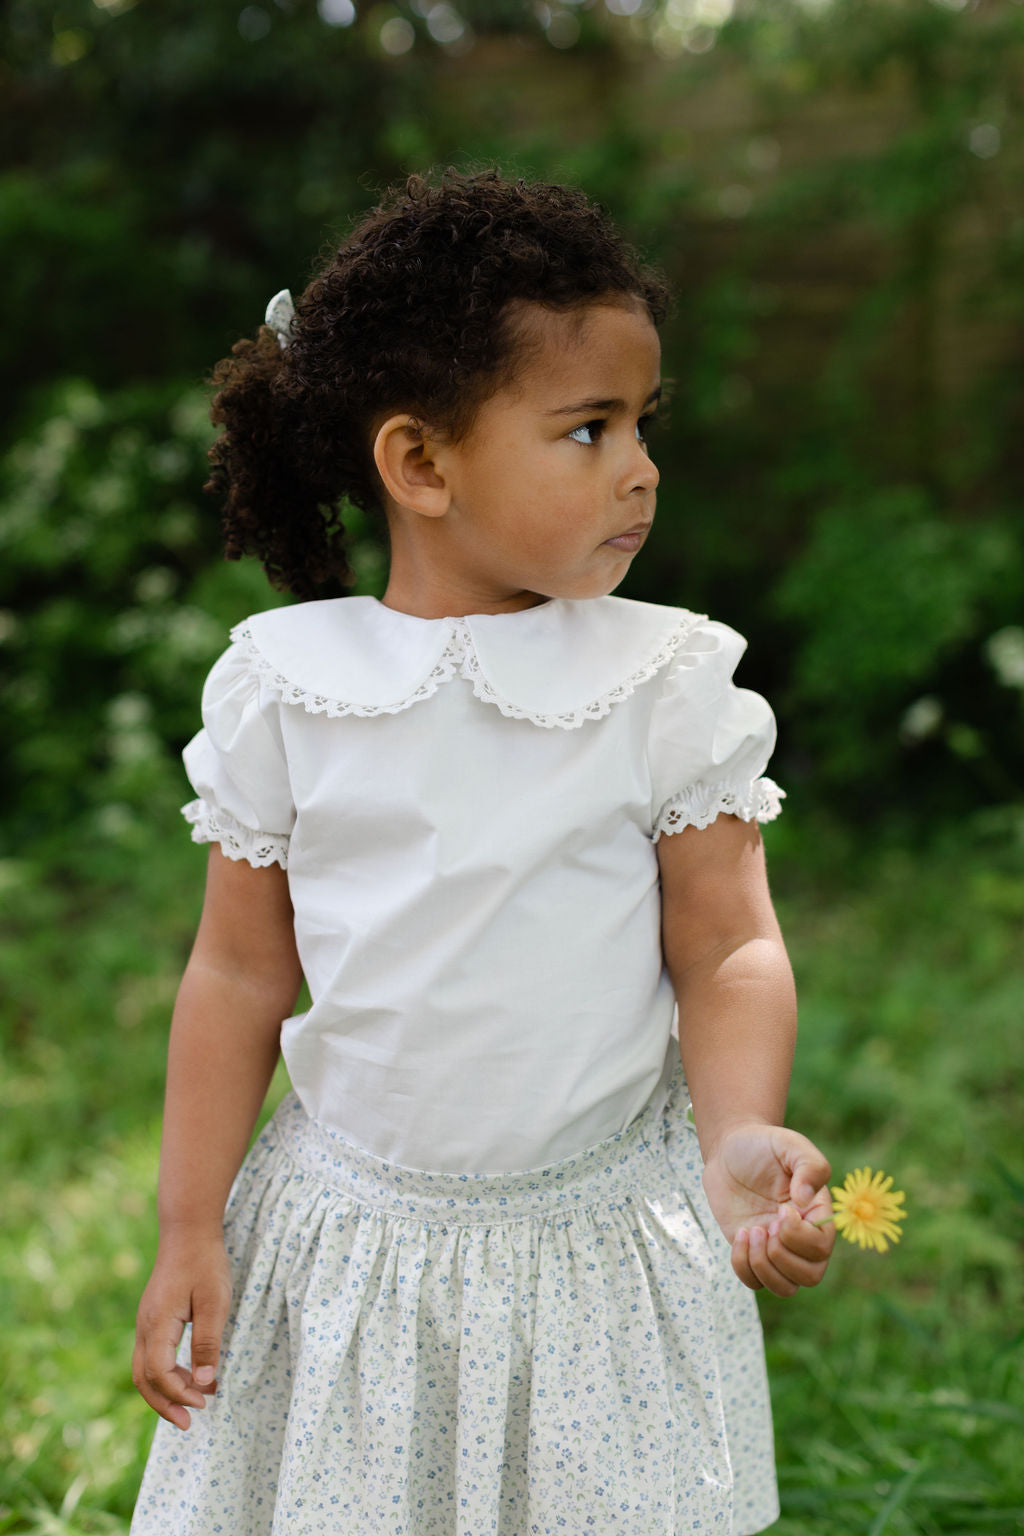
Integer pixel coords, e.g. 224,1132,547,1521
648,619,784,840
180,641,295,869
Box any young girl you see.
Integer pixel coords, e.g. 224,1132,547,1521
131,171,835,1536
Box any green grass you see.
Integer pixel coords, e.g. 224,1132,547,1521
762,815,1024,1534
1,812,1022,1533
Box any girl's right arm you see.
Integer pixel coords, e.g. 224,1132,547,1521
132,847,303,1430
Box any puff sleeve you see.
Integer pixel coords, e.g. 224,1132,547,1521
180,641,295,869
648,618,785,840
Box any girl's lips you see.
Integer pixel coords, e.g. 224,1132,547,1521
603,527,650,552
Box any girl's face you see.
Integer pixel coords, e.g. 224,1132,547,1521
382,298,661,617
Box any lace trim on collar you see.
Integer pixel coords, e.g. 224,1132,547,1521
229,620,461,719
230,608,706,731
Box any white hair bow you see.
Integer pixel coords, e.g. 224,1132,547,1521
265,288,296,348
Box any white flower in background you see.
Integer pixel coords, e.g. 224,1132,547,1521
985,627,1024,690
899,695,944,743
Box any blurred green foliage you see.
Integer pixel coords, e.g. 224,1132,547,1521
775,485,1024,808
3,0,1023,849
0,381,386,858
1,382,223,856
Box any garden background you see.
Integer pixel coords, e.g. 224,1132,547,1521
2,0,1023,1530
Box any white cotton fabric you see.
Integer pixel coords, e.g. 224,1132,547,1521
181,594,783,1175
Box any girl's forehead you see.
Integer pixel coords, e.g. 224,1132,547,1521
504,299,661,402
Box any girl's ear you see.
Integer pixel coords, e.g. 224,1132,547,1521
373,415,450,517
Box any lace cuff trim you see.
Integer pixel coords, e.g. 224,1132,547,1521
182,799,289,869
229,609,707,730
653,777,785,841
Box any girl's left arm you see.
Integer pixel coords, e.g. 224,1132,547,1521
657,814,836,1296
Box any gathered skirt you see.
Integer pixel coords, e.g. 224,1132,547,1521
131,1065,778,1535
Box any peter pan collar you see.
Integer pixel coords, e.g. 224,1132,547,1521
230,595,705,730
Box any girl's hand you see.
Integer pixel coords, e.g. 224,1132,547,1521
701,1122,835,1297
132,1229,233,1430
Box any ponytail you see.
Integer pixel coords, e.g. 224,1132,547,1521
205,322,354,599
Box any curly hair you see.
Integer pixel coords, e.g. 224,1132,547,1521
206,170,670,598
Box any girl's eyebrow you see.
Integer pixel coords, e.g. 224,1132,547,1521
544,386,662,417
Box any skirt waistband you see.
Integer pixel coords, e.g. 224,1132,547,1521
268,1063,686,1227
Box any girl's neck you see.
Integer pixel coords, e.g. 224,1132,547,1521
380,566,549,621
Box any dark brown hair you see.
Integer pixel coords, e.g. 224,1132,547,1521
206,169,670,597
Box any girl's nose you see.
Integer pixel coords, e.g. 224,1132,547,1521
622,438,660,497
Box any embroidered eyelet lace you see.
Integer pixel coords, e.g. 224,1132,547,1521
653,777,785,840
229,610,707,730
228,623,463,719
183,798,289,869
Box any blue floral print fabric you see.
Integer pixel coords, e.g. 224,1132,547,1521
131,1066,778,1535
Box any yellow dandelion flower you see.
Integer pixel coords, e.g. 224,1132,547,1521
831,1167,906,1252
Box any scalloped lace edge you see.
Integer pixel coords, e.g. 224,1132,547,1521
228,622,463,719
459,611,709,729
652,777,786,841
182,798,289,869
229,610,708,730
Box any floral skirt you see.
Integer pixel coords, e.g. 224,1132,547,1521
130,1065,778,1535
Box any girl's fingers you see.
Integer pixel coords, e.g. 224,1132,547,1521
763,1236,828,1289
799,1186,836,1229
131,1338,205,1430
732,1207,834,1296
140,1379,196,1431
730,1228,765,1292
188,1271,233,1394
786,1142,832,1212
772,1202,835,1264
762,1206,833,1290
132,1256,232,1422
133,1300,212,1414
743,1225,800,1297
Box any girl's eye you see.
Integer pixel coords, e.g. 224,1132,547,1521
568,415,658,447
568,420,605,446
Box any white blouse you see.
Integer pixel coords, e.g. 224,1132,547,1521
182,594,783,1173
